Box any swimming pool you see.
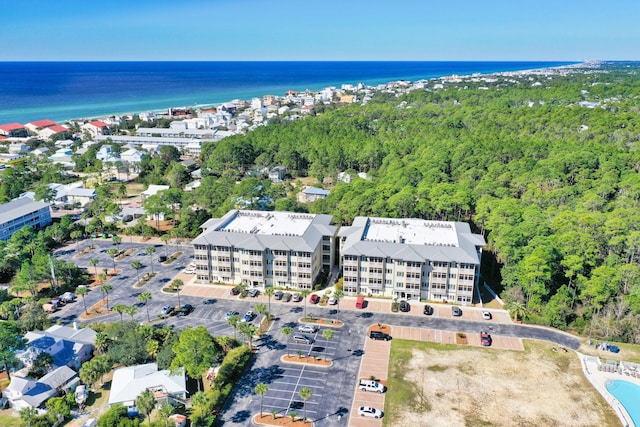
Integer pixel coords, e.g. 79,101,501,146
606,380,640,426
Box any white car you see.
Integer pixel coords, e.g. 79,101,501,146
358,406,383,418
482,310,492,320
328,296,337,305
297,324,318,334
183,268,196,274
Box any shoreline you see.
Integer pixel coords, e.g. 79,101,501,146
0,61,580,125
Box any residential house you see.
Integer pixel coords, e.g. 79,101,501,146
140,184,169,200
120,148,146,164
96,145,120,162
81,120,109,139
8,142,28,154
17,325,97,371
0,197,52,241
299,187,330,203
108,363,187,409
268,166,286,183
3,366,79,410
0,123,28,138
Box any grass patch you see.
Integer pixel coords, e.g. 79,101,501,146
427,365,447,372
0,413,19,425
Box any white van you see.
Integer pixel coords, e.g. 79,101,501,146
359,379,386,393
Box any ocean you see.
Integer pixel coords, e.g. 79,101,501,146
0,61,574,124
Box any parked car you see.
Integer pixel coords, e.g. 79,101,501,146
369,331,392,341
178,304,194,316
292,334,314,344
292,293,302,302
358,406,383,418
158,255,167,262
309,294,320,304
328,296,337,305
248,288,260,297
480,331,492,346
423,304,434,315
274,290,284,300
161,304,174,316
482,310,492,320
225,310,240,320
183,268,196,274
282,292,292,302
297,324,318,334
359,379,386,393
451,306,463,317
59,292,76,303
230,286,242,296
242,311,255,322
398,300,410,312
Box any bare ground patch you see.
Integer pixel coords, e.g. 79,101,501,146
385,340,619,427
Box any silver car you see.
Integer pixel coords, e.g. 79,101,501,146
297,324,318,334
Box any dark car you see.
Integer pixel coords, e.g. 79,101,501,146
274,290,284,300
480,331,492,346
309,294,320,304
178,304,194,316
398,300,410,312
230,286,242,296
161,304,174,316
451,306,463,317
158,255,167,262
282,292,292,302
424,304,434,315
369,331,392,341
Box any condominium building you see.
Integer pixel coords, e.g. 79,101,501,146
338,217,485,305
0,197,52,241
192,210,337,289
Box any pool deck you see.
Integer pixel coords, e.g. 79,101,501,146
580,353,638,427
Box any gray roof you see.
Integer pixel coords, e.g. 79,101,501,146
341,217,485,264
7,366,77,408
0,197,50,225
192,210,336,252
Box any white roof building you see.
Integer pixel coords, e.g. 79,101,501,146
108,363,186,408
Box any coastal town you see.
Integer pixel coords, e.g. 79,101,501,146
2,61,640,427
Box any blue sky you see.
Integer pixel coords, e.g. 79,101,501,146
2,0,638,61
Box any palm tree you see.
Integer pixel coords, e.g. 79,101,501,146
136,389,157,425
138,291,152,322
239,322,258,349
112,235,122,248
333,290,344,315
322,329,334,361
191,391,209,417
300,289,311,319
107,247,118,273
89,258,99,279
113,303,127,321
170,279,184,308
264,287,274,317
158,403,174,427
100,284,112,310
131,259,143,284
255,302,268,323
98,272,107,287
228,315,240,340
282,326,293,356
509,301,527,323
146,246,156,273
161,234,171,258
70,230,83,252
255,382,269,417
298,387,313,423
125,304,138,321
76,286,88,314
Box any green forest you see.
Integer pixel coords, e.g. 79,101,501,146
197,65,640,343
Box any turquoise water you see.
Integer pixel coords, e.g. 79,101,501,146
606,380,640,426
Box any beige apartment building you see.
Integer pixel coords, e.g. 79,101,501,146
192,210,337,289
338,217,486,305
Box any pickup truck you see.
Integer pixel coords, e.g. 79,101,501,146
359,379,386,393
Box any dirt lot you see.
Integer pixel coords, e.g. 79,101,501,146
386,340,620,427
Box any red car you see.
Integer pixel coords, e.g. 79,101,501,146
309,294,319,304
480,331,492,347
